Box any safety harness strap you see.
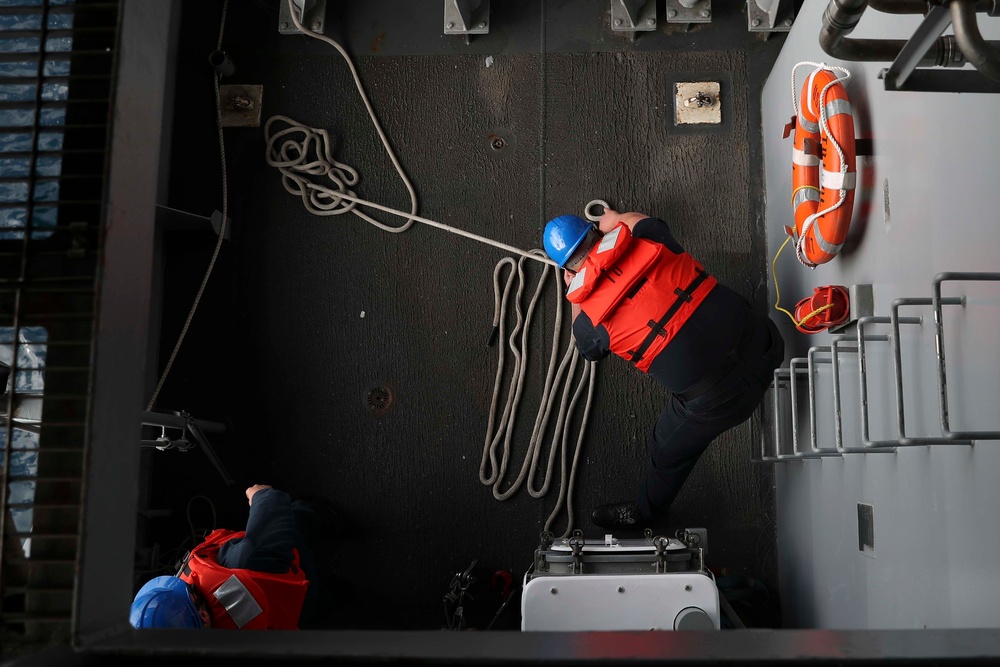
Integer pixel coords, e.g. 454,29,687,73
629,269,710,365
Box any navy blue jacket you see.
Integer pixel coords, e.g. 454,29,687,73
217,488,299,573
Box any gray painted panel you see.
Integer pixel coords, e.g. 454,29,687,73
763,4,1000,629
76,0,179,644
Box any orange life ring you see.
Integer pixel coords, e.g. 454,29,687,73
790,67,856,267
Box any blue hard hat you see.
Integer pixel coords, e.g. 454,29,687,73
543,215,593,268
130,576,203,629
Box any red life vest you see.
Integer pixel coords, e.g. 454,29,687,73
179,528,309,630
565,222,717,372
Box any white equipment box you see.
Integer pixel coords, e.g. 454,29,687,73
521,529,720,631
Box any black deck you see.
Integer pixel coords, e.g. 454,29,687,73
139,0,790,631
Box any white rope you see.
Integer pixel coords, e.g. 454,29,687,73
263,115,557,266
147,0,231,411
789,61,853,269
276,0,589,535
272,1,557,265
479,251,597,538
285,0,416,233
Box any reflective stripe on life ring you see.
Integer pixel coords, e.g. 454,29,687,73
790,68,856,267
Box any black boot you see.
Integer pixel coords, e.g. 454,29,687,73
591,501,645,530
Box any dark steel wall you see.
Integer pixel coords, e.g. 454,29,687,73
143,0,786,631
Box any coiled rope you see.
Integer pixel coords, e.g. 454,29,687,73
262,115,556,267
789,61,852,269
480,252,597,538
271,1,594,535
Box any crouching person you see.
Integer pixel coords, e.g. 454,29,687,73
130,484,334,629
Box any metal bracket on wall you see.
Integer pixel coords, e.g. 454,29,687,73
674,81,721,125
611,0,657,36
747,0,793,33
881,5,958,91
278,0,326,35
664,0,711,24
445,0,490,40
829,283,875,334
874,3,1000,93
141,411,234,486
219,84,263,127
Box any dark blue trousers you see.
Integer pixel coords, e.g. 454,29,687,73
635,311,784,519
290,500,334,626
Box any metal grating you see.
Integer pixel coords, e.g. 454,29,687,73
0,0,118,657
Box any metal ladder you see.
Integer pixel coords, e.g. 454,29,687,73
758,272,1000,462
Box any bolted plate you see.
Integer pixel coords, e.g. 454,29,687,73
278,0,326,35
664,0,712,24
444,0,490,35
674,81,721,125
747,0,793,32
220,85,263,127
610,0,657,32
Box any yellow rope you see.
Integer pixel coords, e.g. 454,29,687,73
790,184,820,207
771,235,834,329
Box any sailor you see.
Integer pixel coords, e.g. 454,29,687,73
542,208,785,529
130,485,337,629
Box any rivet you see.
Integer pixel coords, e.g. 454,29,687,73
684,584,693,591
784,18,793,26
280,22,288,30
479,21,487,28
752,18,761,27
615,18,623,26
701,9,711,18
667,10,677,18
446,21,454,29
312,20,321,30
617,586,625,593
550,587,558,594
646,18,655,26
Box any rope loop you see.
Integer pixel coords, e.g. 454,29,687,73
479,252,597,538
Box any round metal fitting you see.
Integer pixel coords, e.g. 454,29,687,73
667,9,677,18
231,95,253,110
364,385,393,416
700,9,711,18
615,18,623,26
646,18,655,26
752,18,761,27
446,21,454,29
486,129,515,159
478,21,487,28
585,199,610,222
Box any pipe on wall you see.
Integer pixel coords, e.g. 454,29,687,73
951,0,1000,81
819,0,965,66
868,0,929,13
868,0,997,14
